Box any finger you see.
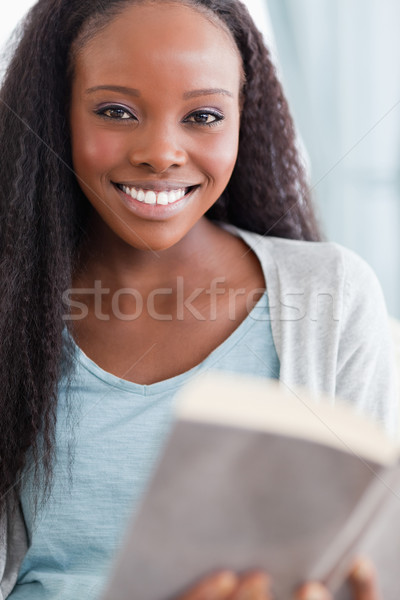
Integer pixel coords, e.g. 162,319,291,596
348,558,382,600
294,581,332,600
229,571,271,600
178,570,239,600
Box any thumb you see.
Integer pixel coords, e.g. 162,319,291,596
294,582,332,600
348,558,382,600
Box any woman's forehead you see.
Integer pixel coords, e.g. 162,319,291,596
73,0,239,53
72,2,243,95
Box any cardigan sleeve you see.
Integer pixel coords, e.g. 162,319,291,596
335,246,399,437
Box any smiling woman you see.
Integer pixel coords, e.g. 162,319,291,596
0,1,396,600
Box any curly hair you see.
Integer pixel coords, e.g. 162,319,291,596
0,0,322,517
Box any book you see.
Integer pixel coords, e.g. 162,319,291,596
100,372,400,600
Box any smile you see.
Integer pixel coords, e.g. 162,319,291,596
116,184,197,205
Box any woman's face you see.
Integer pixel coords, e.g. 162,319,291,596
70,1,242,252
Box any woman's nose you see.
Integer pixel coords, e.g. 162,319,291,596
128,123,187,173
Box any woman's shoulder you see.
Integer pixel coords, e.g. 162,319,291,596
269,235,381,293
223,223,380,294
248,228,364,267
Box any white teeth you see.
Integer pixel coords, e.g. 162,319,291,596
168,191,177,203
144,191,157,205
120,185,192,205
157,192,169,205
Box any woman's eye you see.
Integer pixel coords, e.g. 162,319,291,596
96,106,134,121
185,111,223,126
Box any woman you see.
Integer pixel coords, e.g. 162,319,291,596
0,0,396,598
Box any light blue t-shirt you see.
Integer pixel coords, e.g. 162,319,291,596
10,292,279,600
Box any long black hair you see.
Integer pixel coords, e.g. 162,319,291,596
0,0,321,516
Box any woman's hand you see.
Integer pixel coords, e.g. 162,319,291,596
176,558,380,600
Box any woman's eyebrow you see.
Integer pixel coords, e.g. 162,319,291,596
85,85,233,99
85,85,140,96
183,88,234,99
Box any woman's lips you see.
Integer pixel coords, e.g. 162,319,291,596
117,184,195,206
113,182,199,218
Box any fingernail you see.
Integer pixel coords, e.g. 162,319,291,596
213,571,238,595
297,582,329,600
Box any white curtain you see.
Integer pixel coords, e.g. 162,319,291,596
266,0,400,318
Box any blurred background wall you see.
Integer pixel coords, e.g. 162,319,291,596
266,0,400,319
2,0,400,317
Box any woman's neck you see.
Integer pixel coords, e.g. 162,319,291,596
73,213,229,293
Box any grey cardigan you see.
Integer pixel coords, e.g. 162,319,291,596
1,229,397,598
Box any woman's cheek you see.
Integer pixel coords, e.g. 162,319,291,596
198,130,239,188
73,128,126,179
